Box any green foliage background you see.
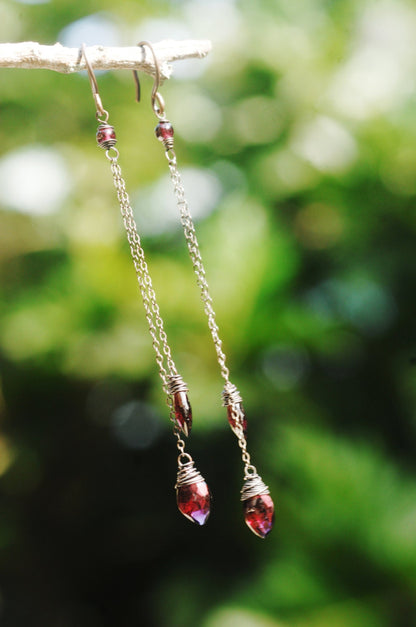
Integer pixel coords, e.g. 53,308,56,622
1,0,416,625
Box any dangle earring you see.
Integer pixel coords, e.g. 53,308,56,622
81,44,211,526
136,41,274,538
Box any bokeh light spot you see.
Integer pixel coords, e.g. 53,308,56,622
59,13,121,48
295,202,344,249
170,88,222,142
328,3,416,119
231,96,283,145
292,116,357,173
13,0,49,4
308,277,396,336
132,167,222,236
0,437,15,477
111,401,162,450
262,344,309,391
0,145,71,215
203,607,280,627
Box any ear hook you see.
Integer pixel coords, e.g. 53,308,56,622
133,41,166,119
81,43,109,122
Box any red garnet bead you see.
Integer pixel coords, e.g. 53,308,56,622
176,481,211,526
96,123,117,149
227,403,248,436
173,391,192,437
243,494,274,538
155,120,174,141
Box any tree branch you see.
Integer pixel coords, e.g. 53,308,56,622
0,40,212,79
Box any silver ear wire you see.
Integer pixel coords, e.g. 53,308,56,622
81,43,108,121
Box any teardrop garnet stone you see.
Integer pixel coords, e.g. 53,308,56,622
227,403,248,436
173,391,192,436
176,481,211,526
243,494,274,538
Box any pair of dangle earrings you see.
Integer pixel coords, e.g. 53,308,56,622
82,43,274,538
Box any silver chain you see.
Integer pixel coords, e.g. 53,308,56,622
105,148,177,392
167,154,230,383
162,140,259,473
229,405,256,476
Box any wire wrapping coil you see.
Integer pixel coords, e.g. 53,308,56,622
161,135,174,151
167,373,188,395
240,472,270,501
222,382,243,406
175,460,205,489
96,123,117,149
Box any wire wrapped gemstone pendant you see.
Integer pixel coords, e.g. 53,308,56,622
241,472,274,539
222,385,248,437
167,374,192,437
175,455,211,526
96,123,117,149
224,384,275,538
155,120,174,150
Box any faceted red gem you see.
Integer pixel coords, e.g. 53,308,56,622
96,124,116,148
173,391,192,436
155,121,174,141
176,481,211,525
243,494,274,538
227,403,248,436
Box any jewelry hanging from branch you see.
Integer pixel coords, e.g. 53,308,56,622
135,41,275,539
81,43,211,528
0,40,211,74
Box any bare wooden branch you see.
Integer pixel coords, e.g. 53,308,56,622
0,40,212,79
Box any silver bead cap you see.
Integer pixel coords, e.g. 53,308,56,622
222,382,243,406
167,373,189,395
240,472,270,502
175,460,206,489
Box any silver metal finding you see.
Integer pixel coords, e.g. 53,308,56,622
133,52,231,382
167,373,189,395
135,40,166,119
175,459,206,489
107,154,177,388
222,382,243,406
166,148,265,483
131,41,231,386
240,472,270,501
81,43,108,121
83,45,178,399
160,133,174,152
168,160,231,383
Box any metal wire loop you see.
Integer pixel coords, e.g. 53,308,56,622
177,452,193,466
105,147,119,161
153,90,166,119
165,149,176,164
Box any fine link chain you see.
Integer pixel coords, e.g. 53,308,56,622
229,405,256,477
159,131,263,481
106,150,177,392
167,155,230,384
164,144,254,470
